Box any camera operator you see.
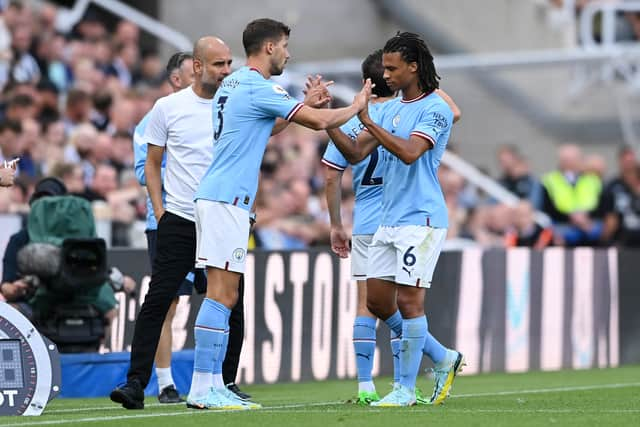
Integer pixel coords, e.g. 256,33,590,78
1,177,135,322
1,177,65,317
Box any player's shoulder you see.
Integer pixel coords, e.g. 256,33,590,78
416,92,453,122
134,111,152,136
422,91,451,112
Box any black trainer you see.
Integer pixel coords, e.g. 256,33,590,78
158,384,184,403
110,379,144,409
226,382,251,401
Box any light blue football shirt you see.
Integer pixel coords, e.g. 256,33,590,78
376,92,453,228
133,112,166,231
195,66,303,209
321,102,387,235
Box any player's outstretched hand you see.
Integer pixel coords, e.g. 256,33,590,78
353,78,372,112
303,74,333,108
330,226,350,258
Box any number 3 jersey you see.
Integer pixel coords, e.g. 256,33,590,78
322,102,388,235
376,92,454,228
195,66,304,211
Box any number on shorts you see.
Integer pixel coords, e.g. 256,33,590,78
214,96,228,140
403,246,416,267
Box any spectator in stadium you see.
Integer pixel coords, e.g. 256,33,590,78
63,88,92,134
497,144,543,209
110,131,134,174
504,201,554,249
4,93,37,121
10,25,40,84
50,162,85,194
541,144,602,246
584,153,607,179
0,118,22,166
64,123,98,184
597,146,640,247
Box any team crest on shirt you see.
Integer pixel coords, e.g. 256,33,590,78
392,115,401,127
272,84,291,99
232,248,246,262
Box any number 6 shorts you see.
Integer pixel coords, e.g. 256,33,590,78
366,225,447,287
195,199,250,273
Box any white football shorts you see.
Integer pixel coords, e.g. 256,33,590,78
367,225,447,287
351,234,373,281
195,199,250,273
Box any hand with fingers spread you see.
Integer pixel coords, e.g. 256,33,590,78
330,225,350,258
0,161,17,187
353,78,372,112
303,74,334,108
355,78,373,123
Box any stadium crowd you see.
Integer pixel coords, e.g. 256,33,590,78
0,1,639,252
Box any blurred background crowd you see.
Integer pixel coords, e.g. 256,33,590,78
1,0,640,251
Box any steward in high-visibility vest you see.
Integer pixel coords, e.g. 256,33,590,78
541,171,602,222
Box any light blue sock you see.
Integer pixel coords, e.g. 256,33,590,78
215,328,230,376
353,316,377,383
383,310,403,337
384,310,403,385
399,316,427,391
194,298,231,374
422,315,447,364
390,329,401,385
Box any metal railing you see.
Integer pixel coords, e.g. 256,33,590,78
55,0,192,51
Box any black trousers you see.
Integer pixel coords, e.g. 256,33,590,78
128,211,245,388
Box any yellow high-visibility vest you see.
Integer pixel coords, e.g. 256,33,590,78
542,171,601,214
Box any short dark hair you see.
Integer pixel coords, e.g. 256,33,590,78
0,119,22,134
7,94,34,109
361,49,393,98
66,88,90,107
383,32,440,94
242,18,291,56
166,51,193,75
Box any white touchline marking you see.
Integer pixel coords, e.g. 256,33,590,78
7,382,639,426
451,382,640,398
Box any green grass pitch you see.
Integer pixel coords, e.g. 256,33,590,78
3,366,639,427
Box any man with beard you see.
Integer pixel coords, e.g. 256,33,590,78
189,18,370,409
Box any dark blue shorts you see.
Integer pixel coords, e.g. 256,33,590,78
146,229,206,297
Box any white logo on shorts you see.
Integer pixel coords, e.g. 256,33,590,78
232,248,246,262
392,115,401,127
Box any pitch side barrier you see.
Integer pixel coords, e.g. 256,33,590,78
58,247,640,397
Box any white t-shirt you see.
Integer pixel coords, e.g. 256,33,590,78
144,86,213,222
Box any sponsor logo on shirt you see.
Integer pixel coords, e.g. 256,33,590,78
432,112,449,129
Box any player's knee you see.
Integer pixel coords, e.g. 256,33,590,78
397,292,424,318
366,298,392,320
